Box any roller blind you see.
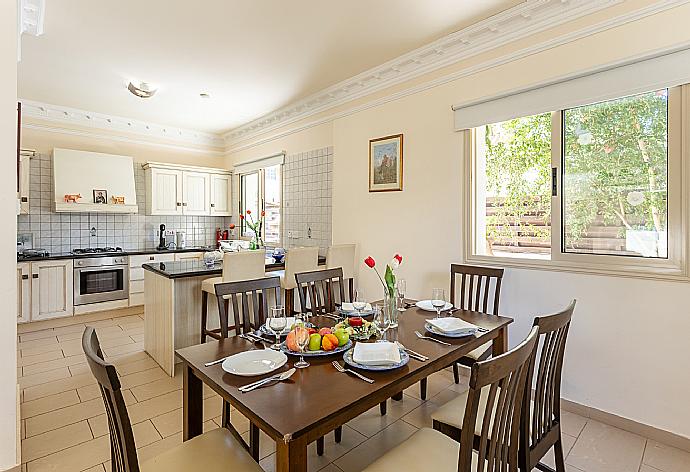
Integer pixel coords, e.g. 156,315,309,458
233,151,285,174
453,47,690,130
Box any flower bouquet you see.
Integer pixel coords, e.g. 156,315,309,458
239,209,265,249
364,254,403,327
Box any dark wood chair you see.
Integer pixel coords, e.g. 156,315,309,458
418,264,504,400
81,327,262,472
520,300,576,472
364,326,539,472
214,276,281,461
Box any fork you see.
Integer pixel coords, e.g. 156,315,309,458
331,361,374,383
414,330,452,346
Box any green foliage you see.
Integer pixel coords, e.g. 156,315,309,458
384,265,395,298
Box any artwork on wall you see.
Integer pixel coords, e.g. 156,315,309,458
93,189,107,204
369,134,403,192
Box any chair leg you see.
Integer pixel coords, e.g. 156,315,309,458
249,423,260,461
317,436,325,456
285,289,294,316
420,378,428,400
379,400,387,416
200,291,208,344
221,400,231,428
453,363,460,384
553,436,566,472
334,426,342,443
392,392,403,401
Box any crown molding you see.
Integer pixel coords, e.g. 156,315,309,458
20,99,226,151
223,0,624,147
226,0,690,154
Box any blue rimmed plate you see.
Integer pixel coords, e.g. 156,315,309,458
343,348,410,371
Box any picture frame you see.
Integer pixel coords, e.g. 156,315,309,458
93,189,107,204
369,134,403,192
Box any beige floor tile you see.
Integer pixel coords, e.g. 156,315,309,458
82,465,105,472
539,433,578,470
68,363,91,376
241,428,276,460
643,440,690,472
306,425,368,472
25,434,110,472
19,367,71,389
22,354,86,376
119,367,171,390
97,335,136,349
19,329,58,343
21,420,93,462
136,432,182,463
400,398,443,429
17,350,65,368
112,356,158,376
150,408,184,438
18,337,59,350
228,407,251,435
346,394,422,438
130,374,182,403
50,323,88,335
130,333,145,343
102,341,144,357
21,390,80,419
127,390,183,424
567,420,646,472
334,420,419,472
561,410,588,437
203,395,223,422
25,397,104,437
20,344,64,358
107,349,149,365
403,369,455,400
23,372,96,402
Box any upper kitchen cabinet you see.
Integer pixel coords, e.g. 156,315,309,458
53,148,138,213
143,162,231,216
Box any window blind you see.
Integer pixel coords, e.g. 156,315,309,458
453,47,690,130
233,151,285,174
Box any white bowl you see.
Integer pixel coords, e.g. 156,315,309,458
221,349,288,376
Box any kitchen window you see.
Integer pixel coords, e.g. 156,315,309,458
239,164,282,245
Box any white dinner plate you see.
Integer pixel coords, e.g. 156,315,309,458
415,300,453,312
221,349,288,377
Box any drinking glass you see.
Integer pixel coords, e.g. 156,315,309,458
431,288,446,319
396,279,407,312
352,288,367,315
267,305,286,350
293,321,311,368
374,304,391,340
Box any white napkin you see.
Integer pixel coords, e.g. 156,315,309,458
352,342,401,366
426,317,478,334
341,302,373,312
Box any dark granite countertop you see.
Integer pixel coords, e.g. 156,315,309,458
16,246,218,263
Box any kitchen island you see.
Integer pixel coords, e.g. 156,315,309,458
142,256,325,375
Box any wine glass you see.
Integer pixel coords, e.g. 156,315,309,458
374,304,391,340
352,288,367,316
396,279,407,312
293,321,311,369
431,288,446,319
267,305,286,350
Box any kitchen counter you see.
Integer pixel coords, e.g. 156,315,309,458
17,246,217,263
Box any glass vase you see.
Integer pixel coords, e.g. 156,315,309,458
384,290,398,328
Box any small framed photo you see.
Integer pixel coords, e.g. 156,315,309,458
93,189,107,204
369,134,403,192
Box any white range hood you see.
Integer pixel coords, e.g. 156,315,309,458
53,148,138,213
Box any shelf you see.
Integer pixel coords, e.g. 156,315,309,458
54,202,139,214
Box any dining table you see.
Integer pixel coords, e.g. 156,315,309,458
175,304,513,472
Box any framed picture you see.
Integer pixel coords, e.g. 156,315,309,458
369,134,403,192
93,189,107,204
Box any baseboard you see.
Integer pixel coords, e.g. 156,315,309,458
561,397,690,453
1,464,21,472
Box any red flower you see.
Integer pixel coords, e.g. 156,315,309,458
364,256,376,268
229,223,236,229
246,209,251,215
239,214,244,220
393,254,402,264
261,210,266,217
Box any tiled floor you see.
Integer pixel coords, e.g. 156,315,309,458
17,311,690,472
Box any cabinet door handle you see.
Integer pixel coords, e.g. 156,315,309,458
210,203,215,207
176,202,182,207
32,274,38,279
182,203,188,207
21,274,28,280
149,256,155,260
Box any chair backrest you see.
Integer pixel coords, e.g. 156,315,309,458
295,268,346,315
521,300,575,465
283,247,319,290
450,264,504,315
459,326,539,472
222,250,267,282
326,244,356,280
215,276,282,336
82,327,140,472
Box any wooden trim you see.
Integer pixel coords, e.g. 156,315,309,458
560,397,690,453
369,133,403,192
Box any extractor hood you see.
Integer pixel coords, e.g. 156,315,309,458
53,148,138,213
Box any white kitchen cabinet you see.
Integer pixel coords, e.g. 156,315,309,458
129,252,176,307
210,173,232,216
144,162,231,216
30,260,74,321
17,263,31,323
174,251,204,261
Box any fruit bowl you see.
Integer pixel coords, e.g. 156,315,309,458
334,318,378,340
279,340,352,357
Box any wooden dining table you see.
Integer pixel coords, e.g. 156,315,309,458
175,305,513,472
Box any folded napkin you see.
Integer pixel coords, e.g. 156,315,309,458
426,317,478,334
341,302,373,312
352,342,401,366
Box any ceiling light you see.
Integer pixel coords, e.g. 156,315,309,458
127,81,157,99
200,92,211,99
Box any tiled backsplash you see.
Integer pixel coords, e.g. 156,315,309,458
17,152,232,254
282,147,333,251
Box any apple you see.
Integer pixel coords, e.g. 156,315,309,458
333,328,349,347
318,327,332,336
308,333,322,351
349,317,363,327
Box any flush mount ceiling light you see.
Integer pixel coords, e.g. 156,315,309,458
127,81,157,99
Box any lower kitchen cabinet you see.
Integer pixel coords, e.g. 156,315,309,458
17,262,31,323
30,260,74,321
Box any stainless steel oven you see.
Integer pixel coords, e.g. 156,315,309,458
74,256,129,306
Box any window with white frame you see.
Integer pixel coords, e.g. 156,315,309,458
458,49,690,278
237,153,284,245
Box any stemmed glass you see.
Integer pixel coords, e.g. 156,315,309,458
352,288,367,316
431,288,446,319
396,279,407,312
374,304,391,340
267,305,286,350
293,319,311,369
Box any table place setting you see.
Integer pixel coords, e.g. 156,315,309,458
425,316,482,338
342,340,409,371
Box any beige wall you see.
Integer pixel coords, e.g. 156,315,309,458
1,1,18,469
227,2,690,440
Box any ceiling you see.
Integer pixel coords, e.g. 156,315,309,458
18,0,522,134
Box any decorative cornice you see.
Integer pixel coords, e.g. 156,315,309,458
223,0,624,147
20,100,226,151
